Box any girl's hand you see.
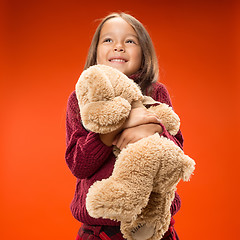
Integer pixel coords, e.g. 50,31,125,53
99,127,123,147
123,107,161,129
112,123,163,150
100,107,161,147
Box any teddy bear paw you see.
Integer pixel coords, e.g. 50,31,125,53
131,223,155,240
86,179,141,222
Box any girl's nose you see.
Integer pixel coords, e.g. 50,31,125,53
114,45,125,52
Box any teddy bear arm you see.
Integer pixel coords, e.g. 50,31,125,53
148,104,180,136
81,96,131,134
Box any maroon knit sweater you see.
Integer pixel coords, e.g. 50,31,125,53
65,81,184,227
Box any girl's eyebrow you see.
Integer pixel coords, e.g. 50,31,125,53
100,33,138,39
126,34,139,39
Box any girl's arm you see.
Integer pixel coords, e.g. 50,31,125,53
112,123,162,150
155,83,183,217
100,106,162,147
155,83,184,149
171,192,181,216
113,83,183,150
65,91,113,179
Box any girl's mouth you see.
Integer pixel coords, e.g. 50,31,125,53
109,58,127,63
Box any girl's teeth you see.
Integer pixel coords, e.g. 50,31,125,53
110,59,125,62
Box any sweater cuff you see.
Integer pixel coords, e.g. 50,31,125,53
159,123,174,140
159,123,180,147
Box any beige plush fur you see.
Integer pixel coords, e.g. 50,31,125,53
76,64,143,134
75,65,195,240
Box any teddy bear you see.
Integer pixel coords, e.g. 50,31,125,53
75,64,195,240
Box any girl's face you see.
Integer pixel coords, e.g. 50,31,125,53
97,17,142,76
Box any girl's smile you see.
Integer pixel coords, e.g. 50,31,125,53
109,58,127,63
97,17,142,76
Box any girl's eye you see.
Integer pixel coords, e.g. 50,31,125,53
103,38,112,43
126,39,136,44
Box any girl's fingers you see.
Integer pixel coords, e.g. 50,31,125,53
115,131,132,150
115,135,124,149
119,136,136,150
112,135,119,145
144,116,161,125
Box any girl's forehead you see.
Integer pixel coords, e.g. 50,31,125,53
100,17,137,36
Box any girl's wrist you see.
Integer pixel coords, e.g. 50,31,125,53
155,123,163,134
99,127,123,146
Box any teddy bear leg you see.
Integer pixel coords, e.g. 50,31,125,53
121,190,175,240
122,137,195,240
86,134,164,223
154,136,195,192
86,176,149,222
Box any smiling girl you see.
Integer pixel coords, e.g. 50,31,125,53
65,12,183,240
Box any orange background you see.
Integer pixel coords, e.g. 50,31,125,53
1,0,239,239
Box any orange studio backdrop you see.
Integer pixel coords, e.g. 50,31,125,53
1,0,239,239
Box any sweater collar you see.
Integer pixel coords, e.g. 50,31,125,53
128,71,142,83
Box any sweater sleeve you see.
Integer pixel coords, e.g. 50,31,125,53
153,83,184,149
65,91,113,179
170,192,181,216
152,83,183,216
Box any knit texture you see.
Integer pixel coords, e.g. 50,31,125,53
65,81,183,227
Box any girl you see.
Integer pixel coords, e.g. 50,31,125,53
65,12,184,240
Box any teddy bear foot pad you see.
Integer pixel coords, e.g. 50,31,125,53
131,223,155,240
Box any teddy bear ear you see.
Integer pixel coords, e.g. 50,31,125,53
96,64,144,103
80,96,131,134
76,65,115,107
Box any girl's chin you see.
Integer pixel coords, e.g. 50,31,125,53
98,63,133,76
109,65,130,75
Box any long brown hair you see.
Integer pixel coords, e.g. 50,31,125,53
84,12,159,94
